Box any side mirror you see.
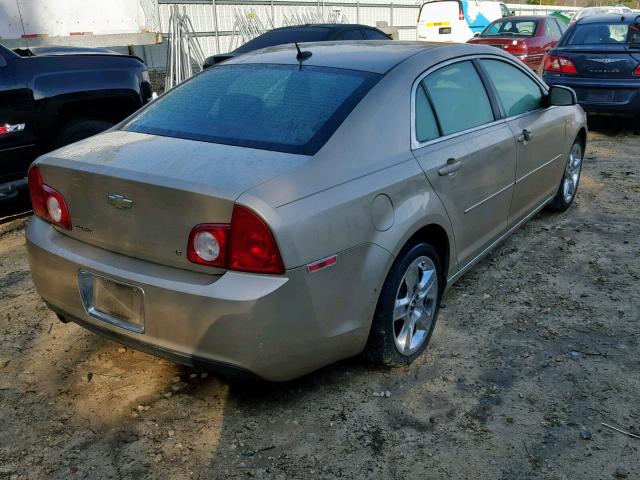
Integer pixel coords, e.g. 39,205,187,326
203,56,216,69
548,85,577,106
473,32,481,38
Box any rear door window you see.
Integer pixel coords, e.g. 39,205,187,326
422,61,494,136
545,19,562,38
415,85,440,143
125,64,380,155
628,23,640,44
480,59,543,117
556,18,568,34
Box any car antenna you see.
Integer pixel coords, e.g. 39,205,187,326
295,42,312,62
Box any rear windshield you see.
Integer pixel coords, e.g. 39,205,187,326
124,64,380,155
482,19,539,37
567,23,629,45
234,28,331,54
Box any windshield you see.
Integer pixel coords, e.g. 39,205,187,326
233,28,331,54
124,64,380,155
482,19,539,37
567,23,630,45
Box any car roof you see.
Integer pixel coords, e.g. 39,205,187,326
223,41,511,75
15,46,120,56
496,16,544,22
270,24,382,32
576,13,637,25
225,41,448,74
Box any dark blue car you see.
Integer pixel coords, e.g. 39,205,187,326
543,14,640,114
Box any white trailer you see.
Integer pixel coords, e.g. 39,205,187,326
0,0,161,49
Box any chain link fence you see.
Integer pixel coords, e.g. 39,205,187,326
138,1,619,70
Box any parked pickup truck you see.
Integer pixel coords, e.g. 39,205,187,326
0,44,153,201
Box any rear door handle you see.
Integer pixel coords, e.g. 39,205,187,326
438,158,461,176
518,129,533,143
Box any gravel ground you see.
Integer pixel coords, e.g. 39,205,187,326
0,120,638,480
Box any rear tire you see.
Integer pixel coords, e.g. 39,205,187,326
364,242,443,367
53,120,115,149
548,139,584,211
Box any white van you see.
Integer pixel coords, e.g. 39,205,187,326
417,0,510,43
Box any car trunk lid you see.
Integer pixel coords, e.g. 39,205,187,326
37,131,308,273
468,37,528,56
557,45,640,78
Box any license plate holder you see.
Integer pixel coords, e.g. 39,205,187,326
580,89,614,103
439,27,452,34
78,270,145,333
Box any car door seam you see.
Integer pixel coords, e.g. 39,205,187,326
515,153,562,184
463,183,513,214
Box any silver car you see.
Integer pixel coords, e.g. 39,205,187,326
26,42,587,381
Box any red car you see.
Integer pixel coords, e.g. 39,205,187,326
467,16,567,71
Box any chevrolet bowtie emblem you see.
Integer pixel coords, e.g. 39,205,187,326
107,194,134,210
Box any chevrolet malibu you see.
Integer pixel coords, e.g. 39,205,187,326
26,42,587,381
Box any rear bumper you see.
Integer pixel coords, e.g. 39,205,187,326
0,178,27,203
543,75,640,113
26,217,389,381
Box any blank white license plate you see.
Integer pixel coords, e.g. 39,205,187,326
78,270,145,333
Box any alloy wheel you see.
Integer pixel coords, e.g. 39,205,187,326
393,256,438,355
563,142,583,204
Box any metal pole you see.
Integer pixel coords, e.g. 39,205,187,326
356,1,360,24
212,0,221,54
271,0,275,27
390,2,394,27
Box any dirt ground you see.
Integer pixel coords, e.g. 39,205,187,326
0,118,638,480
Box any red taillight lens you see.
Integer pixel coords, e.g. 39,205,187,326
458,4,464,20
543,55,577,75
187,224,229,267
187,204,284,275
506,40,528,54
633,64,640,76
27,165,72,230
228,205,284,275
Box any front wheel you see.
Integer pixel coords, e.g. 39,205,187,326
548,139,584,211
364,242,443,367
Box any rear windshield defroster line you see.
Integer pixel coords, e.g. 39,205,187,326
124,63,382,156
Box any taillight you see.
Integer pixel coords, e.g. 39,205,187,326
507,40,528,54
543,55,577,75
458,4,464,20
188,204,284,275
633,64,640,76
27,165,72,230
187,224,229,267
